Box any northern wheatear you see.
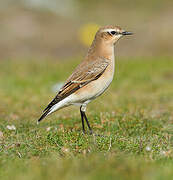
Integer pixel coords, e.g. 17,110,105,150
38,25,132,134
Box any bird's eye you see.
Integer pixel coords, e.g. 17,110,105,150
110,31,116,35
107,31,117,36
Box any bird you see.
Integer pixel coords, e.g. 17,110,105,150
37,25,132,134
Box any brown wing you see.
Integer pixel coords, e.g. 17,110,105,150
43,57,109,112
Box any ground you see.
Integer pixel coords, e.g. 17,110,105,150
0,57,173,180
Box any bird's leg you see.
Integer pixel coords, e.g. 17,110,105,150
83,112,93,135
80,106,85,134
80,105,93,135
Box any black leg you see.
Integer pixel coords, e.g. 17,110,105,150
80,106,85,134
83,111,93,135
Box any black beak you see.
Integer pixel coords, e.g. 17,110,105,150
121,31,133,35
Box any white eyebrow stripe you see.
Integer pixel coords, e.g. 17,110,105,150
101,29,116,32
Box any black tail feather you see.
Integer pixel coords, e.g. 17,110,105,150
37,109,50,123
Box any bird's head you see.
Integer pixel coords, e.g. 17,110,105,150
95,25,133,46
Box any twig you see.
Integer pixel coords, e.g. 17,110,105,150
108,137,112,152
17,151,22,158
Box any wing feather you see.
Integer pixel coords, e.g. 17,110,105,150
43,57,109,112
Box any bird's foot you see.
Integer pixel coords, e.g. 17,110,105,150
82,130,93,135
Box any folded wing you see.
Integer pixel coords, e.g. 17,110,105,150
43,57,109,113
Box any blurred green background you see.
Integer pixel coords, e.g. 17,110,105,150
1,0,173,59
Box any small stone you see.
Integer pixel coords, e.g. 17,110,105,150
61,147,69,153
46,127,51,131
145,146,151,151
6,125,16,130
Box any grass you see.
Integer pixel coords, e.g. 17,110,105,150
0,56,173,180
